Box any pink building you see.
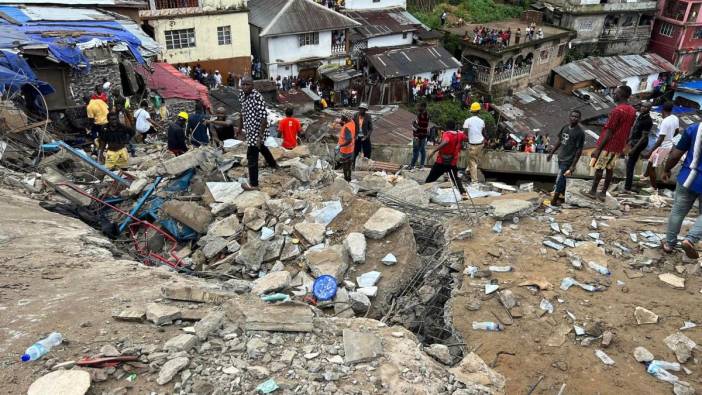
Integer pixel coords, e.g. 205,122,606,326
649,0,702,73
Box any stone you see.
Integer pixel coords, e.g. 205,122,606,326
161,201,213,234
357,174,392,193
357,286,378,297
146,303,181,326
334,288,355,318
564,178,620,210
251,271,291,295
28,369,91,395
194,311,225,341
343,232,367,264
291,271,315,294
450,352,506,392
633,346,654,362
498,290,516,309
157,357,189,385
385,179,430,206
294,222,326,245
202,236,228,260
601,331,614,347
634,306,659,325
363,207,407,239
207,215,241,238
659,273,685,289
664,332,697,363
100,344,120,357
222,366,240,375
262,237,285,262
234,191,270,213
223,279,252,293
343,330,383,364
348,291,371,314
357,271,381,287
674,383,696,395
203,182,244,204
305,245,348,280
454,229,473,240
247,337,268,359
381,253,397,266
289,160,311,182
113,307,145,322
227,240,241,253
425,344,453,365
280,242,301,261
164,334,197,352
236,237,267,271
490,199,534,220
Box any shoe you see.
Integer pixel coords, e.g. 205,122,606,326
242,183,259,191
681,239,699,259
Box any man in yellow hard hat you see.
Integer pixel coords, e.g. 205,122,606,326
462,102,486,183
168,112,189,156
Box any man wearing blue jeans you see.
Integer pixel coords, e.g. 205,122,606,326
409,102,429,169
662,122,702,259
546,110,585,206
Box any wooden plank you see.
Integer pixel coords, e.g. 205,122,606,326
9,120,50,134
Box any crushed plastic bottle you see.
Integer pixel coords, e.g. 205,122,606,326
539,298,554,314
472,321,503,331
647,362,680,384
492,221,502,234
649,360,681,372
488,265,512,272
595,349,615,365
21,332,63,362
587,261,611,275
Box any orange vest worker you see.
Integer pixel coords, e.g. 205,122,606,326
338,120,356,156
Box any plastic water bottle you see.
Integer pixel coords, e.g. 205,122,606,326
587,261,611,276
472,321,503,331
649,360,681,372
647,362,680,384
21,332,63,362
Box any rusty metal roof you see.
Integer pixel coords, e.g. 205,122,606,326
553,53,678,88
368,46,461,79
249,0,360,37
344,8,420,40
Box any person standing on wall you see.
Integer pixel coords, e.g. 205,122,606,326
353,102,373,166
624,101,653,192
239,75,278,191
462,102,486,184
409,101,430,170
547,110,585,206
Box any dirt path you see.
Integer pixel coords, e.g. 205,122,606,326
450,207,702,394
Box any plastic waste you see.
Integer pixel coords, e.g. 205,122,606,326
649,360,681,372
587,261,610,276
680,321,697,331
256,378,280,394
21,332,63,362
539,298,554,314
492,221,502,234
312,275,338,301
472,321,503,331
261,293,290,303
595,349,615,365
647,362,680,384
465,266,478,278
488,265,512,272
560,277,604,292
309,201,343,226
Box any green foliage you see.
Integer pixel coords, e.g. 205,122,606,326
423,101,496,135
410,0,526,28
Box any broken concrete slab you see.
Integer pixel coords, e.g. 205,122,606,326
564,178,620,210
251,271,291,295
226,300,314,332
450,352,506,392
664,332,697,363
659,273,685,289
162,201,213,234
280,242,301,261
633,346,654,362
28,369,91,395
160,286,236,304
207,215,242,238
333,287,355,318
236,237,267,271
425,344,453,365
193,311,225,341
294,222,326,245
363,207,407,239
343,329,383,364
157,357,190,385
112,307,145,322
490,199,534,220
357,271,381,288
385,179,430,206
164,334,198,352
148,147,216,176
262,237,285,262
203,236,228,260
305,245,348,280
343,232,366,264
234,191,270,213
146,303,181,325
634,306,659,325
203,182,244,205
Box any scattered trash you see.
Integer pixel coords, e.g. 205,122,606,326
485,283,499,295
261,293,290,303
465,266,478,278
126,373,137,383
256,378,280,393
488,265,512,272
594,349,615,365
492,221,503,234
21,332,63,362
591,219,598,229
472,321,503,331
647,360,682,385
587,261,610,276
574,325,585,336
680,321,697,331
560,277,604,292
312,275,338,302
381,253,397,266
634,306,659,325
539,299,554,314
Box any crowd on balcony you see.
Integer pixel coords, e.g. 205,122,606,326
466,22,544,49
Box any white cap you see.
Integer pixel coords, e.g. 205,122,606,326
102,81,111,90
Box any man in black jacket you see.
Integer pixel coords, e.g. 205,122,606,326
625,101,653,192
353,102,373,167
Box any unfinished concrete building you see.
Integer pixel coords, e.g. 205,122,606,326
534,0,658,55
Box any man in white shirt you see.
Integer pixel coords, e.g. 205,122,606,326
462,102,486,183
213,70,222,89
133,100,157,142
644,101,679,190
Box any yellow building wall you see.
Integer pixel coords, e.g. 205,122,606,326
150,12,251,65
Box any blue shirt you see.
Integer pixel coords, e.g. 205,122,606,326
676,123,702,193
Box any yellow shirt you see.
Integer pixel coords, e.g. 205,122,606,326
87,99,109,125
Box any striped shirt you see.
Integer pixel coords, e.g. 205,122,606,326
676,123,702,193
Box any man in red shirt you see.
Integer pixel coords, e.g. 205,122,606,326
425,120,468,198
588,85,636,200
277,107,302,149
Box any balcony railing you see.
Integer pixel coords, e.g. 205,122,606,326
155,0,199,10
331,43,346,55
493,66,531,84
601,25,652,39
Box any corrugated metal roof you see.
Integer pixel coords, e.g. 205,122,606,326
345,8,419,40
249,0,360,37
368,46,461,79
17,6,114,21
553,54,678,88
0,0,145,5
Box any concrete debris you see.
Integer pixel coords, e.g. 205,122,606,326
333,288,355,317
659,273,685,289
490,199,534,220
164,334,198,352
113,307,145,322
28,369,91,395
343,232,367,264
99,344,120,357
161,286,235,304
309,200,343,225
385,179,430,206
157,357,190,385
357,286,378,297
450,352,506,392
251,270,291,295
357,271,381,287
381,253,397,266
348,291,371,314
343,329,383,364
162,201,213,234
207,215,241,238
203,182,244,204
363,207,407,239
228,300,314,332
233,191,270,213
635,306,659,325
633,346,655,362
145,303,181,326
294,222,326,245
663,332,697,363
425,344,453,365
305,245,348,280
193,310,225,341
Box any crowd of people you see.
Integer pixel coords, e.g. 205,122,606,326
467,22,544,49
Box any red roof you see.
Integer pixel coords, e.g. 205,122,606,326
138,62,211,110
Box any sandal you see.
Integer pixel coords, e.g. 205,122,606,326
661,241,674,254
681,239,699,259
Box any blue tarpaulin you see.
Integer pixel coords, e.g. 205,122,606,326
0,50,54,94
652,104,697,114
678,80,702,91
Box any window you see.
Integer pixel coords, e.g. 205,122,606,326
694,27,702,39
638,78,648,92
557,44,566,57
659,23,674,37
539,48,550,63
402,32,408,39
298,32,319,47
217,26,231,45
165,28,196,49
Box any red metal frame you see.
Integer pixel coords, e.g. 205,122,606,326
57,182,186,271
